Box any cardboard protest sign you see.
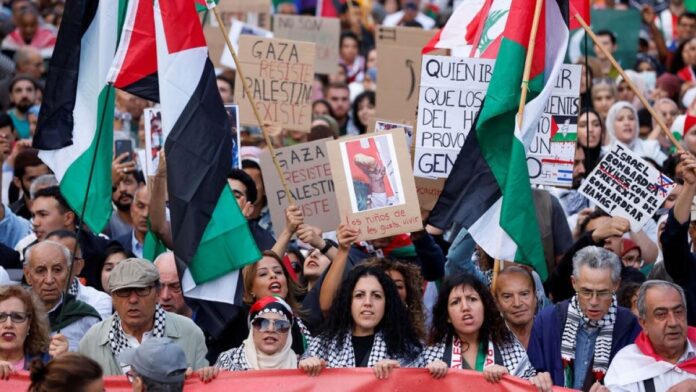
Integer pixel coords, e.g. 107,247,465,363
260,139,340,233
372,119,414,151
526,64,581,187
272,15,340,75
328,130,422,241
144,108,163,176
224,105,242,169
376,26,438,125
413,55,491,178
579,143,676,232
415,176,446,211
220,20,273,70
234,36,316,132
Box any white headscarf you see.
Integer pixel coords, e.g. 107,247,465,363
605,101,639,148
243,315,297,370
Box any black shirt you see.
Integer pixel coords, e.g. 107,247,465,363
352,334,375,367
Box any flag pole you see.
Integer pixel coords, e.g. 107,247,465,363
208,2,296,205
491,259,501,293
516,0,544,126
574,14,683,152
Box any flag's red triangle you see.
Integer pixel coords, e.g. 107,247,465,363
160,0,207,54
550,116,559,140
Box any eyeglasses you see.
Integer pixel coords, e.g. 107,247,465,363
0,312,31,324
251,317,291,333
576,289,613,300
113,286,154,298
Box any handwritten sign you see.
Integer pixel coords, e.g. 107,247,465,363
376,26,438,125
579,143,676,231
413,55,491,178
328,130,422,241
526,64,581,187
235,36,316,132
272,15,340,75
260,139,339,233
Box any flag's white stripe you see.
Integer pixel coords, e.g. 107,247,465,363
517,0,569,147
435,0,486,52
468,197,518,261
107,0,141,84
182,268,239,304
38,1,119,180
153,0,207,139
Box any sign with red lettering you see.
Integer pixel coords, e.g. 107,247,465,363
328,130,422,241
260,139,340,233
235,36,315,132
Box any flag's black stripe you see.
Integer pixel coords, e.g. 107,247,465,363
428,129,502,231
165,59,232,267
34,0,99,150
119,72,160,102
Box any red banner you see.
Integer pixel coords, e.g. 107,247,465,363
5,368,575,391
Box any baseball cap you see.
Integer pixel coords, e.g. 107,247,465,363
119,338,188,384
108,258,159,293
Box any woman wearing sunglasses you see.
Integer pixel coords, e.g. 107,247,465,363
299,265,422,379
0,285,68,379
215,296,298,371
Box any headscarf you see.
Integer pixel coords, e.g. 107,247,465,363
605,101,639,148
243,296,297,370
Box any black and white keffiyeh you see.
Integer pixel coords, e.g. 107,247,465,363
215,344,252,371
561,295,617,376
67,278,79,296
109,304,167,357
303,330,391,368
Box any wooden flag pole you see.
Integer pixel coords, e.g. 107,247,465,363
574,14,683,152
516,0,544,126
209,4,296,205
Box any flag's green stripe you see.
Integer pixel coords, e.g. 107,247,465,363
118,0,129,36
476,37,547,279
60,86,114,234
189,185,261,284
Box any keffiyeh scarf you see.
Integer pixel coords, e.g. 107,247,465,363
109,304,167,358
560,295,617,385
304,330,390,368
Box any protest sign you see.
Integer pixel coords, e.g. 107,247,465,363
234,36,315,132
328,130,422,241
526,64,581,187
413,55,491,178
260,139,339,233
415,176,446,211
371,118,414,151
224,105,241,169
376,26,438,125
143,108,163,176
272,15,340,75
220,20,273,70
579,143,676,232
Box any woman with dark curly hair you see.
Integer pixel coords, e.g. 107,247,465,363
362,257,426,341
418,274,536,383
0,285,68,379
299,265,422,379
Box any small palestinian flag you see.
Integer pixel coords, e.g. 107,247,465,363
550,115,577,142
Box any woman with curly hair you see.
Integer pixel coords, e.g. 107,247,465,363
299,265,422,379
0,285,68,379
362,257,427,341
419,274,536,383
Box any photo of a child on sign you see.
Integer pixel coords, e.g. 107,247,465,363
340,134,405,213
144,108,163,176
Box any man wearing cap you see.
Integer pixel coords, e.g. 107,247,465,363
121,337,188,391
79,258,209,375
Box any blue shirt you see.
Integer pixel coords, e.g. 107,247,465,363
0,204,31,248
573,323,599,389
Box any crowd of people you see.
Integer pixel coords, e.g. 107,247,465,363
0,0,695,391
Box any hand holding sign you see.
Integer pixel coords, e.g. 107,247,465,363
337,223,360,251
285,205,304,233
591,216,630,242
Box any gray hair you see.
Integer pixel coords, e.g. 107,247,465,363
637,280,687,319
29,174,58,199
572,246,622,284
24,240,72,268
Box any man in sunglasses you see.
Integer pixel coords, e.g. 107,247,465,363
79,258,208,375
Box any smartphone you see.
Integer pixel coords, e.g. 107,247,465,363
114,139,133,162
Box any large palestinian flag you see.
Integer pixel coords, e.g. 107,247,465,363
428,0,570,280
33,0,127,233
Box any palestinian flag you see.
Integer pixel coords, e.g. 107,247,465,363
33,0,127,233
152,0,261,303
550,115,577,142
428,0,570,280
422,0,511,58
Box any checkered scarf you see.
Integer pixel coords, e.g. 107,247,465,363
560,295,617,383
303,330,389,368
67,278,79,296
109,304,167,358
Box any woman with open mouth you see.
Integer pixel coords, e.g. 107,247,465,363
299,265,422,380
215,296,299,371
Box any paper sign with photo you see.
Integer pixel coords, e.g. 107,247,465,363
328,130,422,241
374,119,414,152
144,108,163,176
225,105,242,169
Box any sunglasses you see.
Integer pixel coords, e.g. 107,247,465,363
251,317,291,333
